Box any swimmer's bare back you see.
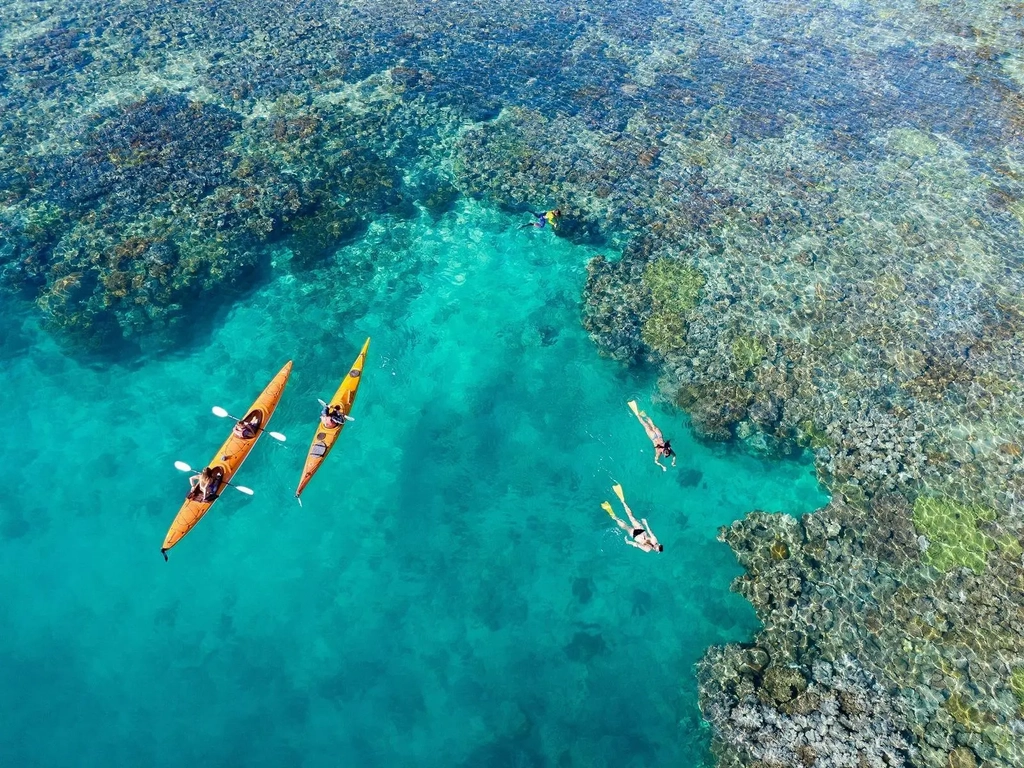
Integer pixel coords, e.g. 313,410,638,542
628,400,675,470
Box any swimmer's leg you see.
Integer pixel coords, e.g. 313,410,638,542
602,501,631,533
611,484,644,530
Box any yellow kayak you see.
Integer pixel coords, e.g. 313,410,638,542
295,338,370,498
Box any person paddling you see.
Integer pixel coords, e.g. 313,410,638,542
320,403,349,429
628,400,676,471
189,467,221,502
602,483,663,553
233,413,260,439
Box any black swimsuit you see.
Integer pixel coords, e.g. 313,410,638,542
632,528,645,539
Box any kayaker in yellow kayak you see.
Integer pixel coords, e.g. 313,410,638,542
628,400,676,471
320,403,348,429
602,484,663,553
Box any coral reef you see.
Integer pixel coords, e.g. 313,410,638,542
912,496,997,575
3,0,1024,764
698,500,1024,768
700,653,912,768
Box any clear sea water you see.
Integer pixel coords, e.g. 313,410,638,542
0,201,827,767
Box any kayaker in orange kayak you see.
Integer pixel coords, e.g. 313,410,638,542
232,412,260,439
162,361,293,559
188,467,221,502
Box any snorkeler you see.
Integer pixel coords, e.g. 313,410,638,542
518,208,562,230
602,483,663,553
628,400,676,471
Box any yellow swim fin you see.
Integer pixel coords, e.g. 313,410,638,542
627,400,641,417
601,501,617,519
612,483,626,504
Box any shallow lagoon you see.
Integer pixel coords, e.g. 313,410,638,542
0,202,827,767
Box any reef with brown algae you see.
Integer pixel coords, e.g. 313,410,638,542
0,76,447,353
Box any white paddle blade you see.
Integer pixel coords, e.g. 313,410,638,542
269,431,287,442
344,415,355,422
211,406,229,418
174,461,193,472
235,486,255,496
317,398,328,408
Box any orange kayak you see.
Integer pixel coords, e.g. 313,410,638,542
162,361,293,558
295,338,370,498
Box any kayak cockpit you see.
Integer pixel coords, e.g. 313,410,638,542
233,409,265,439
187,465,225,503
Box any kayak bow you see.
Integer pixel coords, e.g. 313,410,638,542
162,361,293,558
295,338,370,498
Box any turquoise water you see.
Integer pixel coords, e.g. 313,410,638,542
0,202,827,767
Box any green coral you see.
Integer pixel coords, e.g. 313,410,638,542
796,419,831,449
946,693,987,732
995,533,1023,559
732,335,767,372
1010,668,1024,713
643,258,705,312
641,310,688,354
640,258,705,355
913,496,996,574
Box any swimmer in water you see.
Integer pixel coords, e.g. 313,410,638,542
628,400,676,471
602,483,663,553
518,208,562,230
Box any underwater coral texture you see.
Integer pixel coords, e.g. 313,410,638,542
2,0,1024,765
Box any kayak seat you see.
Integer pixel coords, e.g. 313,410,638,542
310,442,328,458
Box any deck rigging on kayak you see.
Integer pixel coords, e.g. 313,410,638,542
161,361,293,560
295,338,371,501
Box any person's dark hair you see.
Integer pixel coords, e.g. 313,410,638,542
662,440,673,456
657,544,664,552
